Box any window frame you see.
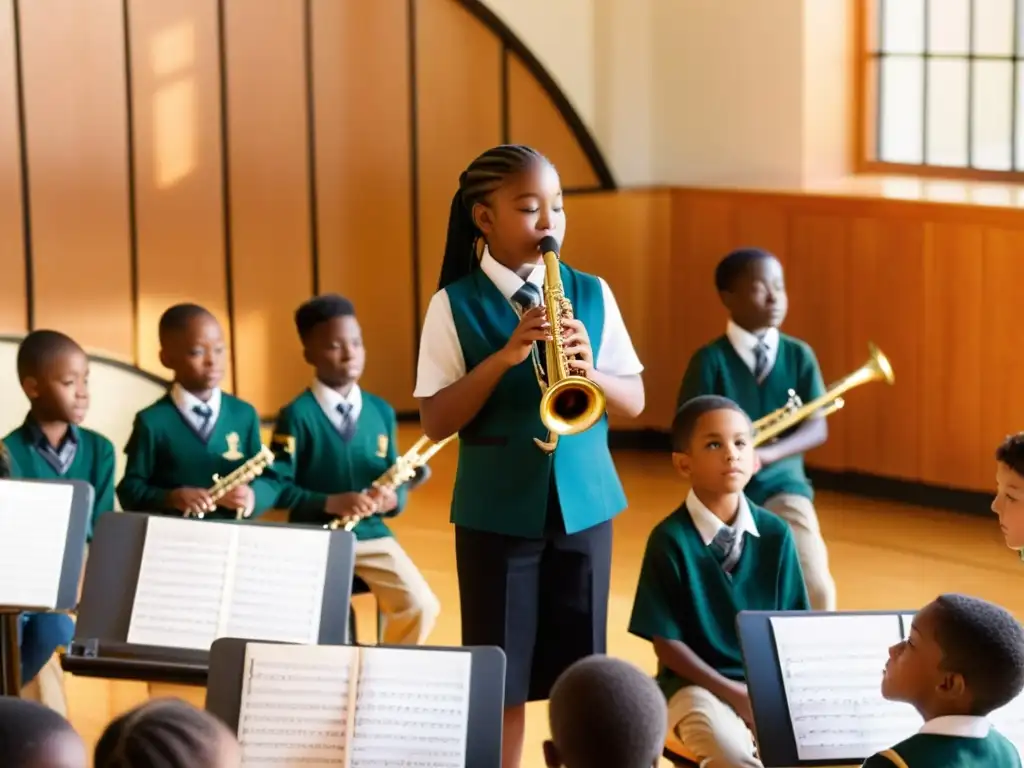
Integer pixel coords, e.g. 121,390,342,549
854,0,1024,182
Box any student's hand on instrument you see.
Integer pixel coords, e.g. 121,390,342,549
368,484,399,513
560,318,594,375
498,307,550,367
752,451,763,474
167,487,215,517
325,491,377,520
219,484,254,511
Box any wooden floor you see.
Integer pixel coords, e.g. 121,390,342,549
62,425,1021,767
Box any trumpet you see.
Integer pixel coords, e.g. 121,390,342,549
325,434,456,531
751,343,895,447
529,236,607,453
186,444,275,520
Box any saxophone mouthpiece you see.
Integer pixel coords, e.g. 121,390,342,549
538,235,560,259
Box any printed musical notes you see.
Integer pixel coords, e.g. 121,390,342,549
235,644,472,768
127,518,329,650
0,479,74,609
770,614,923,761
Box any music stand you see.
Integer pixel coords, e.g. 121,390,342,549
64,513,356,685
205,638,508,768
0,478,92,695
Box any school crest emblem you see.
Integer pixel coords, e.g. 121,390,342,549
376,434,388,458
223,432,244,460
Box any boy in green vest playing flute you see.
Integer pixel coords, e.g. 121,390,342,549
415,145,645,768
863,594,1024,768
677,247,837,611
3,329,114,691
270,293,440,647
116,304,276,519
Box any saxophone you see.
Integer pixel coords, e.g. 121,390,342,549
325,434,456,531
186,444,275,520
530,236,607,453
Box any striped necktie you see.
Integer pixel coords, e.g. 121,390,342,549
753,335,770,382
192,404,214,439
710,524,744,575
512,282,545,373
337,402,356,442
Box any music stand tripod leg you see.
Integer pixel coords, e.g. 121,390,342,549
0,612,22,696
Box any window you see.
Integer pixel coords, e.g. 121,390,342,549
861,0,1024,177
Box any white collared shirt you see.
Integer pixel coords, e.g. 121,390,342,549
170,382,222,434
725,320,779,380
685,488,759,547
918,715,991,739
311,379,363,431
414,247,643,398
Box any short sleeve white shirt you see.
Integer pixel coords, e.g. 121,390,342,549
414,248,643,398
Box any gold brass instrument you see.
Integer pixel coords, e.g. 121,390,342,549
529,237,607,453
751,343,894,447
326,434,456,531
186,444,275,520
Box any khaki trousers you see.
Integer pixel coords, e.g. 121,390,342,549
668,686,762,768
763,493,837,611
354,537,440,646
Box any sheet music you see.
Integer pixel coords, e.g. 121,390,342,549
0,479,74,609
350,648,472,768
237,643,356,766
224,525,328,644
771,614,923,761
127,518,330,650
127,517,233,649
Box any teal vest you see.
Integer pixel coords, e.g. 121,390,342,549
447,262,627,538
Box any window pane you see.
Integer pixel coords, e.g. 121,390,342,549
926,59,969,165
881,0,925,53
928,0,970,53
879,57,925,163
1015,66,1024,169
972,0,1015,55
971,60,1013,169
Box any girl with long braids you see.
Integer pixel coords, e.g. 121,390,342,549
415,144,645,767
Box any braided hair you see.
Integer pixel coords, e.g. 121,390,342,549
94,698,236,768
438,144,550,291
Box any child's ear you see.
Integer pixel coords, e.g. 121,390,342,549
542,740,561,768
302,346,314,367
157,348,172,370
21,376,39,401
938,671,967,701
672,451,691,479
472,202,494,235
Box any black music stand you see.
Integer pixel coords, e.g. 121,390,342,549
205,638,507,768
63,512,356,686
736,609,917,768
0,478,92,695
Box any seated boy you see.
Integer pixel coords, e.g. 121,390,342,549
0,697,86,768
272,294,440,646
629,394,811,768
543,655,668,768
677,247,836,611
863,593,1024,767
2,330,115,697
116,304,277,518
992,432,1024,557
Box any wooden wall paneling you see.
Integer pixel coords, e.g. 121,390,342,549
785,214,849,471
731,200,789,266
506,52,599,191
19,0,134,358
919,223,984,489
981,229,1024,492
222,0,312,415
0,0,26,335
845,216,924,482
129,0,230,388
311,0,415,412
413,0,502,319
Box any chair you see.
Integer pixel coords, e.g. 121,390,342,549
663,731,701,767
347,576,384,645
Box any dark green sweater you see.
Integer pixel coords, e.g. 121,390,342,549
628,499,810,701
116,392,277,518
3,417,115,542
677,333,826,504
862,730,1021,767
271,389,404,540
